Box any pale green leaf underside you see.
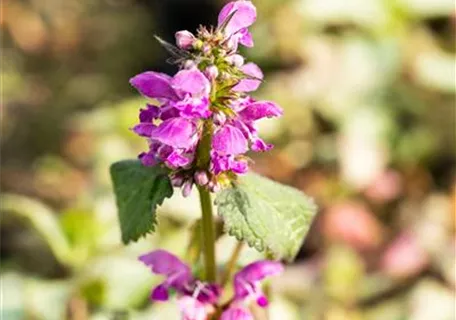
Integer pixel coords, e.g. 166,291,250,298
215,173,318,262
110,160,173,244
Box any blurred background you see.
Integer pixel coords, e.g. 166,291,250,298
1,0,455,319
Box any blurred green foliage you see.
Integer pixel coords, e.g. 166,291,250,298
1,0,454,319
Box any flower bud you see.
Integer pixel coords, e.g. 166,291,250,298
226,54,244,67
208,181,221,193
194,171,209,186
183,60,197,70
182,179,194,197
170,174,185,188
175,30,196,50
202,44,211,55
193,39,204,50
204,65,219,80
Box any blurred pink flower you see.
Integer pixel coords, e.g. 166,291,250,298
381,232,429,278
322,202,383,250
365,170,403,203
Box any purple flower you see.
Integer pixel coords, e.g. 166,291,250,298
153,118,197,149
139,104,160,122
233,260,283,306
178,296,213,320
171,69,212,119
130,71,178,101
140,250,283,320
239,100,283,121
218,0,257,49
220,305,254,320
130,0,282,194
220,260,283,319
130,68,212,121
233,63,263,92
139,250,222,304
212,125,248,156
164,150,192,169
132,123,156,137
210,153,249,175
139,250,194,301
171,68,211,98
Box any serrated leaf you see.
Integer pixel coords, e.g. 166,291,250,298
110,160,173,244
215,173,318,261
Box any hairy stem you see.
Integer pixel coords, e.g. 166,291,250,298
198,187,217,282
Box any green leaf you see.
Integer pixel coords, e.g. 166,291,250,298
110,160,173,244
215,173,318,262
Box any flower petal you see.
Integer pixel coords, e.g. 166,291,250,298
234,260,283,301
239,29,254,47
130,72,177,100
174,96,211,119
218,1,257,36
139,250,192,279
240,100,283,121
132,123,156,137
233,63,263,92
152,118,197,149
171,69,211,98
139,104,160,122
212,125,248,156
165,151,192,169
151,284,169,301
221,306,254,320
139,152,157,166
235,260,284,283
251,137,273,152
193,283,222,304
139,250,193,298
178,297,211,320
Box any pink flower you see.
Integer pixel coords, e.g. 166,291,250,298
218,1,257,49
212,125,249,156
233,260,283,306
233,63,264,92
139,250,194,300
139,250,222,304
129,72,178,101
381,232,428,278
129,0,282,195
322,201,383,250
221,260,284,319
139,250,283,320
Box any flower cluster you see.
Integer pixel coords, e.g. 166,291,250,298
130,0,283,196
139,250,283,320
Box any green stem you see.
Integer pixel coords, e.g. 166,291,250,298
198,187,217,282
222,241,244,286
